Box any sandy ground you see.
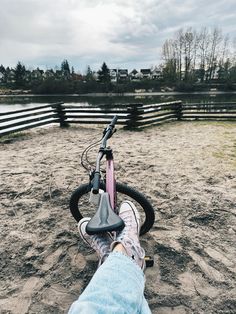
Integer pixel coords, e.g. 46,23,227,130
0,121,236,314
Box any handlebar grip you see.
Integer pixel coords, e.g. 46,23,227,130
110,115,118,128
92,172,100,194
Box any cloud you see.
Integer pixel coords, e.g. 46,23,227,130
0,0,235,70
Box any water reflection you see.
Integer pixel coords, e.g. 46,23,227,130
0,93,236,112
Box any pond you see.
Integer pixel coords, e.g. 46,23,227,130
0,92,236,112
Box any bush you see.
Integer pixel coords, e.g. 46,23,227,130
175,81,195,92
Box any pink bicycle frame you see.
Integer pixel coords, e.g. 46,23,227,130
106,157,116,211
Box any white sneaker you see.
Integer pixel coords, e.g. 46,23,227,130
111,201,145,269
78,218,113,267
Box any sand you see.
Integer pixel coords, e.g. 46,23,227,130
0,121,236,314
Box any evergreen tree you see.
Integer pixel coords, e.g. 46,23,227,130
61,59,71,79
98,62,110,83
0,64,5,73
14,61,26,87
85,65,94,81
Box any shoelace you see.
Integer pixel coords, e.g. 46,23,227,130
91,234,111,257
118,214,138,239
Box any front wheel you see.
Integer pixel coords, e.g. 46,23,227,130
69,182,155,235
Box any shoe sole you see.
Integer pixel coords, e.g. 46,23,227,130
78,217,91,247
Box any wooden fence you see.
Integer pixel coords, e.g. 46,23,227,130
181,102,236,120
0,101,236,137
0,103,63,137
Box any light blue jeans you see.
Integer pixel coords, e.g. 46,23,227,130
68,251,151,314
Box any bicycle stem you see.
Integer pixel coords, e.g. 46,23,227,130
92,116,118,194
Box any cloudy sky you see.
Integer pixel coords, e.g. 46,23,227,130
0,0,235,72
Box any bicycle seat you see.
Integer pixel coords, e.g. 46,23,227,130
86,192,125,235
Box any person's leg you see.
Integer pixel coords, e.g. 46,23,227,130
68,201,151,314
69,251,149,314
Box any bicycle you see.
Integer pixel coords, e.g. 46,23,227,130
69,115,155,236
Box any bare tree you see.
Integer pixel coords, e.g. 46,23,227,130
197,27,210,82
183,28,195,80
206,27,222,81
162,39,177,81
174,29,184,80
192,30,199,71
160,26,235,84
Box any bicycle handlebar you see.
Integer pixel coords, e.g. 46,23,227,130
103,115,117,136
109,115,118,128
101,115,118,148
92,171,101,194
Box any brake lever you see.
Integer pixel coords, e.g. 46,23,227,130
108,128,116,138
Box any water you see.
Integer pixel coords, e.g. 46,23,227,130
0,92,236,112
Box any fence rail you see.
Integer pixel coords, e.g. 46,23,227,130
181,102,236,121
0,103,62,136
0,101,236,136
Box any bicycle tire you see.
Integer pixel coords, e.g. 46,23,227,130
69,182,155,235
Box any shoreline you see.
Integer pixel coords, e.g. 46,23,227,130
0,90,236,97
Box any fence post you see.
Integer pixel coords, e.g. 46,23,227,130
174,101,183,121
53,103,68,128
126,103,143,129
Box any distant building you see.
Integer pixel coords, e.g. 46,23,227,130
140,69,151,79
0,72,4,83
110,69,118,82
43,69,54,79
94,67,165,83
118,69,129,81
129,69,139,81
55,70,63,79
6,69,15,84
24,70,31,83
151,69,163,80
31,68,44,81
92,71,99,81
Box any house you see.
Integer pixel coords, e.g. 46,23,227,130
151,69,163,80
31,68,44,81
5,69,15,84
43,69,54,79
140,69,151,79
118,69,129,81
24,70,31,83
110,69,117,82
0,72,4,83
129,69,139,81
92,71,99,81
72,73,84,81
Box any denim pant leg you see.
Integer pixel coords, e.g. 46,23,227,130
68,251,151,314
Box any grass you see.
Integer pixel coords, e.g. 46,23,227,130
212,138,236,169
0,132,28,144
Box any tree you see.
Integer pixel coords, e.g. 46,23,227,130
162,39,177,82
0,64,5,74
206,27,222,81
161,26,235,84
198,27,210,82
85,65,94,81
14,62,26,87
174,29,184,80
61,59,71,79
98,62,110,83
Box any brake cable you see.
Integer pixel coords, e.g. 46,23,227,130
81,137,103,171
